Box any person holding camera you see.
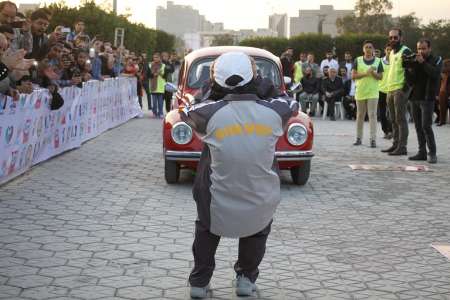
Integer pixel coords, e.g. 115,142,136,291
403,39,442,164
0,2,32,54
381,28,413,156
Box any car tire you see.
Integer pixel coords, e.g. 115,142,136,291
290,161,311,186
165,159,180,184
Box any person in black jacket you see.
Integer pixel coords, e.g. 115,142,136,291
161,51,175,113
298,67,320,115
340,66,356,120
280,47,294,79
404,38,442,163
321,67,344,121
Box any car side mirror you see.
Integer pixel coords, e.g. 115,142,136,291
289,82,302,93
183,93,195,105
284,76,292,86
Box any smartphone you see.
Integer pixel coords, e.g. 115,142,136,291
89,48,95,58
10,21,24,28
62,27,71,33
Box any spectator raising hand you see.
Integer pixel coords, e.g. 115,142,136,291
2,48,26,69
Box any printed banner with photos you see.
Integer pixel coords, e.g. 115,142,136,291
0,77,141,185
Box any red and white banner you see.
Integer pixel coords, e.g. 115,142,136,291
0,77,141,185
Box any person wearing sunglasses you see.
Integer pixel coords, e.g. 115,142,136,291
381,28,414,156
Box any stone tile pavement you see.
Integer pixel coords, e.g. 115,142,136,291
1,113,450,299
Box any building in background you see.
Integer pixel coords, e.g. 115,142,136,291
269,13,288,38
156,1,224,37
290,5,353,37
184,28,277,50
159,1,279,50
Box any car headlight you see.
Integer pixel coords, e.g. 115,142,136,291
287,123,308,146
171,122,193,145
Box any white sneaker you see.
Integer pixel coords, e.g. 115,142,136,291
236,275,256,296
190,284,209,299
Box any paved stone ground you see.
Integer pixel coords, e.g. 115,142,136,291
1,113,450,300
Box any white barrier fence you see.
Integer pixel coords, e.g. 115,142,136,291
0,77,142,185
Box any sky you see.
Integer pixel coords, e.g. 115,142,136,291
15,0,450,30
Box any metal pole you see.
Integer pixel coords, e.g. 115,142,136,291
113,0,117,14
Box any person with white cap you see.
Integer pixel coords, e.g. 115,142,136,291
180,51,298,299
321,66,345,121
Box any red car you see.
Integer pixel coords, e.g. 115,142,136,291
163,46,314,185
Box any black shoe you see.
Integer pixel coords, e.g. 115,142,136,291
381,145,397,153
388,148,407,156
330,116,336,121
408,152,427,161
437,123,445,127
370,140,376,148
353,138,362,146
383,132,393,139
428,154,437,164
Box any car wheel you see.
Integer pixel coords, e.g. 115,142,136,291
290,161,311,186
165,159,180,184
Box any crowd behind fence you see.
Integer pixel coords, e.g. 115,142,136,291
0,77,141,185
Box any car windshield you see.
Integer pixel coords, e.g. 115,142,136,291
187,56,281,89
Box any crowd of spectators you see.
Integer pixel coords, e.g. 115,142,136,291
0,1,182,112
283,44,449,128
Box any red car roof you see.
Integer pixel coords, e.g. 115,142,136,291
184,46,280,65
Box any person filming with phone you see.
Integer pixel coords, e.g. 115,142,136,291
403,38,442,164
0,1,32,53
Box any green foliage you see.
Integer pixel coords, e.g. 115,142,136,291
336,0,450,58
420,20,450,58
211,34,236,46
46,1,174,55
239,37,289,56
355,0,393,17
337,14,393,35
334,34,386,59
336,0,393,34
289,34,334,58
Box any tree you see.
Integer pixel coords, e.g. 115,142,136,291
337,0,394,34
211,34,236,46
394,13,422,47
46,1,175,55
355,0,392,17
422,20,450,58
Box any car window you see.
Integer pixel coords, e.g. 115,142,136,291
187,57,281,89
177,61,185,88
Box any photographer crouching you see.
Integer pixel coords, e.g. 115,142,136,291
404,38,442,164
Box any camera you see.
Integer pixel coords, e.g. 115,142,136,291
10,21,25,28
402,53,417,63
89,48,95,58
71,67,81,77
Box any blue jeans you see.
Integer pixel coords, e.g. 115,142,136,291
151,93,164,117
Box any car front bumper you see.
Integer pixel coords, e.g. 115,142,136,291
164,150,314,162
